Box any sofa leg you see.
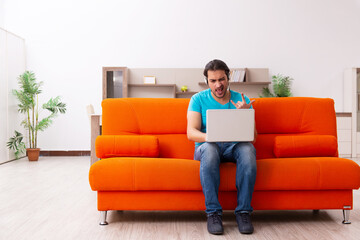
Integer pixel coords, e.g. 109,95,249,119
342,209,351,224
99,211,108,225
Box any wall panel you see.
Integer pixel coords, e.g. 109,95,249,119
0,28,26,163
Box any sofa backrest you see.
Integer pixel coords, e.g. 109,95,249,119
253,97,337,135
101,97,337,160
252,97,337,159
102,98,194,159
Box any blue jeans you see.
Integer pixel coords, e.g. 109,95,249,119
194,142,257,215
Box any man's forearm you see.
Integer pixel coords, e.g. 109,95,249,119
187,128,206,143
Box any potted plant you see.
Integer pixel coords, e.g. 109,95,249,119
7,71,66,161
260,74,293,98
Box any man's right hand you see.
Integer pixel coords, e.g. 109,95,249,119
187,111,206,142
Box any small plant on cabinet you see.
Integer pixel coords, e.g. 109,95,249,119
260,74,293,98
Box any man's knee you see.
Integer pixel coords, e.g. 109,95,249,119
233,142,256,158
198,142,221,166
200,142,220,155
233,143,257,172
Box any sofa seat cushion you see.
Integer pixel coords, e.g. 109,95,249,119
89,157,360,191
255,157,360,190
89,157,202,191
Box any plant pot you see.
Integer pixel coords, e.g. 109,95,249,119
26,148,40,161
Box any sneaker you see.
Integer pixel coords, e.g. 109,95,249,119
235,212,254,234
207,213,224,235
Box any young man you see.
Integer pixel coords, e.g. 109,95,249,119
187,59,257,235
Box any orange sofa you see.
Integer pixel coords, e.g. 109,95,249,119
89,97,360,225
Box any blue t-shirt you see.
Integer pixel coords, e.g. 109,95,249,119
188,89,252,147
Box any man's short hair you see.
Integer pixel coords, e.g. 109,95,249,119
203,59,230,80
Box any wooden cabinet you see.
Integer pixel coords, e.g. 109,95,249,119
103,67,270,99
336,114,352,157
344,68,360,157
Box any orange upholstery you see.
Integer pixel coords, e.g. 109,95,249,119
252,97,337,135
97,190,353,211
96,135,159,158
89,157,360,191
274,135,338,158
101,98,189,135
89,97,360,213
154,134,194,159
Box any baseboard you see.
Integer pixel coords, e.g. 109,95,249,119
336,112,351,117
39,151,90,156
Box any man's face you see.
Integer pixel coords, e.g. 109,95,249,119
207,70,229,99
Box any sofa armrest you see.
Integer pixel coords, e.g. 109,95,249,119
274,135,338,158
95,135,159,158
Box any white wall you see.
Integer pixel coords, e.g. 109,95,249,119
3,0,360,150
0,29,7,162
0,0,4,28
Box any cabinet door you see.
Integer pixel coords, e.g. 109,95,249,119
103,67,128,99
337,116,352,157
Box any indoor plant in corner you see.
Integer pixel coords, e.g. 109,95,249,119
7,71,67,161
260,74,293,98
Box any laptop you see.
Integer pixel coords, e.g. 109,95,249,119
206,109,255,142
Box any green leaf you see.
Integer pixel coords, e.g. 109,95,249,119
7,131,26,159
15,143,26,159
17,71,42,95
259,74,293,98
42,96,67,114
267,74,293,98
36,116,54,131
259,87,275,98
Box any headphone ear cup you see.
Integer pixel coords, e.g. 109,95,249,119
204,77,208,84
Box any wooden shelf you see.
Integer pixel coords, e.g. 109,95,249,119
128,84,176,97
175,91,197,98
176,91,197,95
129,84,176,87
103,67,270,99
198,82,271,86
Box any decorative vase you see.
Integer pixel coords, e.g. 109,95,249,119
26,148,40,161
